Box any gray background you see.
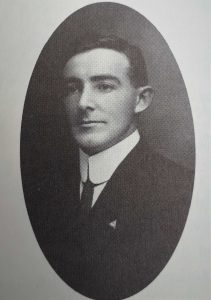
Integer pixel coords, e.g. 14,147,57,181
0,0,210,299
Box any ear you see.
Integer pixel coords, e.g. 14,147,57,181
134,85,154,114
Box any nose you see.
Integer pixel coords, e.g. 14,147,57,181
78,85,95,110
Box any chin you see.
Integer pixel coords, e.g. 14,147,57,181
74,138,102,155
73,130,127,155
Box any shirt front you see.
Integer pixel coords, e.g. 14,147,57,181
79,130,140,207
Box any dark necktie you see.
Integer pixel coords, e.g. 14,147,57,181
80,178,96,215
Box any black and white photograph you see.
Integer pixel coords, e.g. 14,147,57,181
21,3,195,299
0,1,210,300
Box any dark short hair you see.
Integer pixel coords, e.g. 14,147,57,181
66,34,148,87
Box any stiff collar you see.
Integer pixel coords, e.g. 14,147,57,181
79,130,140,184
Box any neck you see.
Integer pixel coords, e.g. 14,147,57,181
82,125,137,156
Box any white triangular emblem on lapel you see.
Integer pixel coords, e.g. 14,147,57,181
109,220,117,229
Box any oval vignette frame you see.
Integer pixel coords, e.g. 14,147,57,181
20,2,195,300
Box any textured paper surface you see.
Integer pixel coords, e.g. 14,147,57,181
0,1,210,299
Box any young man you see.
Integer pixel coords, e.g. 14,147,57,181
62,35,153,210
27,36,193,300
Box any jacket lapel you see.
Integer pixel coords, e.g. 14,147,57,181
78,140,151,251
90,139,149,221
65,139,156,256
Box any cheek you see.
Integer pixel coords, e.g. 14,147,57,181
63,97,77,113
62,101,78,125
105,97,135,121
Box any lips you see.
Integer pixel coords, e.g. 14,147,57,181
79,120,105,125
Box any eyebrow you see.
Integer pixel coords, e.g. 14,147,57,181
90,75,121,85
64,75,121,85
64,77,81,83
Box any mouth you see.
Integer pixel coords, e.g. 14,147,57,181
78,120,106,126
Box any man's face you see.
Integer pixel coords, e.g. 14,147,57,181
62,48,139,155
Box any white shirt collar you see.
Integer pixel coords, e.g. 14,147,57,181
80,130,140,184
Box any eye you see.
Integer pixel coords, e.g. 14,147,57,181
67,83,81,94
96,83,116,93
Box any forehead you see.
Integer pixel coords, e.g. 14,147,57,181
63,48,130,79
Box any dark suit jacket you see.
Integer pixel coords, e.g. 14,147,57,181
23,139,194,300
